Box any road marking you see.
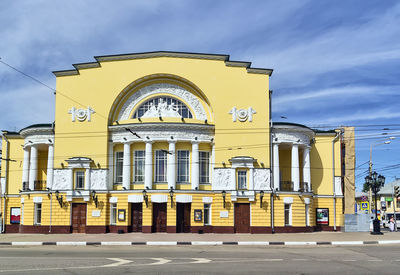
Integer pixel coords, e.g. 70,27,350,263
293,259,307,261
238,241,269,246
378,240,400,245
147,242,177,246
103,258,133,267
285,242,317,246
191,241,223,245
101,242,132,246
190,258,212,264
264,259,283,261
11,242,42,246
147,258,171,265
56,242,86,246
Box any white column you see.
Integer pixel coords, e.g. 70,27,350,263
303,147,311,192
28,145,38,190
145,141,153,190
167,140,176,189
273,143,280,191
211,142,215,183
46,144,54,189
122,142,131,190
69,169,74,190
191,141,199,190
249,168,254,190
107,142,113,190
22,146,30,188
291,144,300,191
85,168,91,190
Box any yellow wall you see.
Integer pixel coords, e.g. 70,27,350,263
2,137,24,195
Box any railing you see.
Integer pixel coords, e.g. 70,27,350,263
300,182,309,192
34,180,46,190
280,181,294,191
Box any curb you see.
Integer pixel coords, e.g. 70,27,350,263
0,240,400,246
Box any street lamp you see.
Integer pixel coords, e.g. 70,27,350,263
365,171,385,235
369,137,395,213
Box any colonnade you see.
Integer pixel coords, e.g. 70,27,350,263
22,144,54,190
273,143,311,192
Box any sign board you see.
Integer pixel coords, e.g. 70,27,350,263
194,209,202,221
10,207,21,224
361,195,367,202
361,202,369,211
316,208,329,225
381,201,387,211
220,211,229,218
92,210,101,217
118,209,126,221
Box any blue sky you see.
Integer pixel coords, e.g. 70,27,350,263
1,0,399,190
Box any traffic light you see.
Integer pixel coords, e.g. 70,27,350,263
395,186,400,198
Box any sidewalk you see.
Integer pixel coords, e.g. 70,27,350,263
1,231,400,244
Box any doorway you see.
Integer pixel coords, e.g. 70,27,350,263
152,203,167,232
234,203,250,233
72,203,87,233
130,203,143,232
176,203,191,233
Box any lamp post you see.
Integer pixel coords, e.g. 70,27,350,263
365,171,385,235
369,137,394,213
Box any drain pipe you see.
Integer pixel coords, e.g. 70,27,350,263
1,134,10,233
49,191,52,233
269,90,275,233
332,131,340,231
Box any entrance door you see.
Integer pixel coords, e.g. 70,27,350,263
130,203,143,232
234,203,250,233
72,203,87,233
152,203,167,232
176,203,191,233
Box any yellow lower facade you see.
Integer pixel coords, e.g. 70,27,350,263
2,192,343,233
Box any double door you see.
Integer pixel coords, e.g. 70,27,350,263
234,203,250,233
176,203,191,233
152,203,167,232
72,203,86,233
130,203,142,232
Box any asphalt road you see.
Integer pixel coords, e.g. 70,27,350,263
0,245,400,274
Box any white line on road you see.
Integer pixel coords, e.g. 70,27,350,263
285,242,317,246
367,259,383,262
146,242,177,246
293,259,307,261
103,258,133,267
343,259,356,262
101,242,132,246
11,242,43,246
56,242,86,246
191,241,223,245
147,258,171,265
331,241,363,245
190,258,212,264
238,241,269,246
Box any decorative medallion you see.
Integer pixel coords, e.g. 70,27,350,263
229,107,256,122
69,107,95,122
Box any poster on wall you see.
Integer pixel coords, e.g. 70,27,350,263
194,210,202,221
316,208,329,225
10,207,21,224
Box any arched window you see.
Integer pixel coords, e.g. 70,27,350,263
132,96,193,119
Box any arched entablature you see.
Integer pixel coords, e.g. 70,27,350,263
272,122,315,147
108,74,213,124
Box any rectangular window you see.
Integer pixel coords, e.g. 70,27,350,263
177,150,189,182
284,204,292,226
388,201,392,209
397,200,400,209
305,204,310,226
134,150,145,182
75,171,85,189
155,150,167,182
199,151,210,183
237,170,247,190
34,203,42,225
115,151,123,184
204,204,211,225
110,203,117,225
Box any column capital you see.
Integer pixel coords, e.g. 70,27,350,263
191,139,200,145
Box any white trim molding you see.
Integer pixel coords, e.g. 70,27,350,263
151,194,168,203
176,194,192,203
128,195,143,203
283,197,293,204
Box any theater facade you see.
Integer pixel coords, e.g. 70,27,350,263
0,52,346,233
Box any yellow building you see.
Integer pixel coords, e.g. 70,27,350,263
0,51,348,234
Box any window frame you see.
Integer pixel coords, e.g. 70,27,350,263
110,203,117,225
154,150,167,183
284,203,292,226
133,150,145,183
204,203,211,226
237,170,247,190
74,170,85,190
114,151,124,185
34,203,42,225
199,151,210,184
177,150,190,183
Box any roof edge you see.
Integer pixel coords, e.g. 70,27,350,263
53,51,273,77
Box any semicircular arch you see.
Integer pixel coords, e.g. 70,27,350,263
108,74,213,124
